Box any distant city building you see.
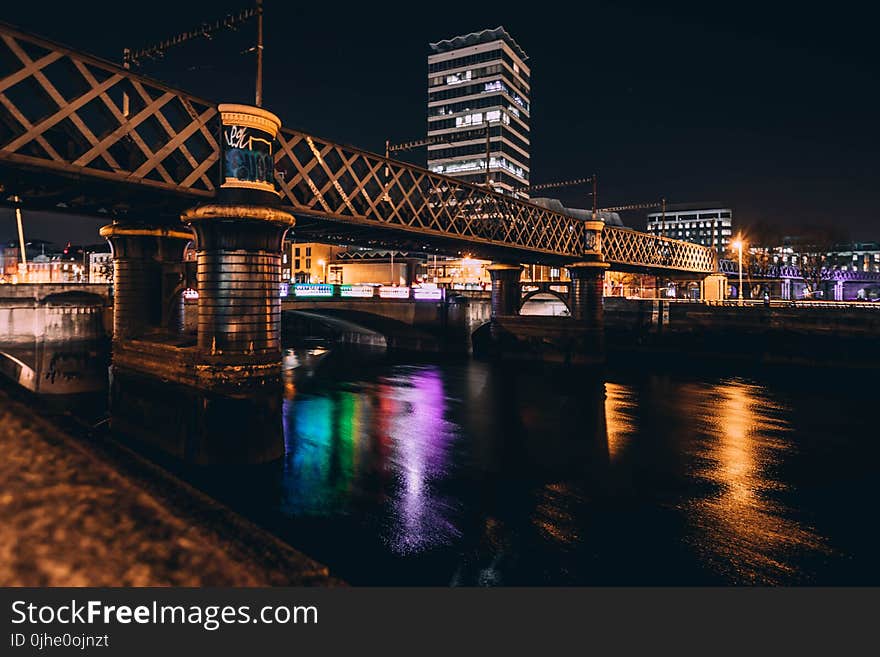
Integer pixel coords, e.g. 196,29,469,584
769,240,880,273
427,27,530,195
288,242,341,284
89,252,113,283
329,250,425,287
827,242,880,272
646,203,733,254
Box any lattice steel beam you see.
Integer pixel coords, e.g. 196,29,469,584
0,23,721,274
274,128,589,260
0,23,219,198
603,226,717,273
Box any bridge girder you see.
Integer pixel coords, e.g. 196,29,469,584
0,22,718,275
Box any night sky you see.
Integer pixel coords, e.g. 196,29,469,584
1,0,877,247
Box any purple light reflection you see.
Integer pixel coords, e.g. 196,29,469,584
383,367,460,555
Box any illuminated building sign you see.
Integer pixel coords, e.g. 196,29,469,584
340,285,375,298
379,286,411,299
294,284,334,297
218,104,281,195
279,282,289,297
413,287,442,300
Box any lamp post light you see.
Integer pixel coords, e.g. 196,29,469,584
732,239,744,305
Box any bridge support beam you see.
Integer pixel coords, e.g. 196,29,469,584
100,224,193,339
487,263,522,338
182,204,295,384
567,260,610,325
106,103,297,465
566,259,610,361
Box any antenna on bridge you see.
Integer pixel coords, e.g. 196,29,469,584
121,2,263,115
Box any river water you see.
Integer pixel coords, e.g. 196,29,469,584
189,349,879,586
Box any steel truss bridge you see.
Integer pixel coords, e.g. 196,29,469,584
0,23,717,274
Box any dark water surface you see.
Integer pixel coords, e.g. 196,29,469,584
189,350,879,586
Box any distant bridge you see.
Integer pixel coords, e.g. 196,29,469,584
719,260,880,282
0,22,717,275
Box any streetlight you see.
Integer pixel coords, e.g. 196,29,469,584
732,239,744,305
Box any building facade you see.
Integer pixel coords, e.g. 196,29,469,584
287,242,341,284
89,252,113,283
646,204,733,254
427,27,530,195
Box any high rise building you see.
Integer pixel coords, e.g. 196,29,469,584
646,203,733,254
427,27,530,195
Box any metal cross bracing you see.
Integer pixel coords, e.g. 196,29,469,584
0,22,219,206
274,128,590,262
603,225,718,273
0,22,719,274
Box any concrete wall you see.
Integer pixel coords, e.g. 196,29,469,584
0,286,110,393
605,297,880,368
0,283,111,303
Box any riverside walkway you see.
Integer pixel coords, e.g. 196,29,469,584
0,388,335,586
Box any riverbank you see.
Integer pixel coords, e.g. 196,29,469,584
0,386,338,586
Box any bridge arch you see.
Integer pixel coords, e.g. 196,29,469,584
520,290,571,316
41,290,107,307
282,308,442,352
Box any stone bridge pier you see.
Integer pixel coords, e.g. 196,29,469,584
567,260,609,325
481,219,611,362
100,224,193,338
487,263,522,337
106,104,295,465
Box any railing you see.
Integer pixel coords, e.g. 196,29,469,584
664,298,880,310
718,260,880,281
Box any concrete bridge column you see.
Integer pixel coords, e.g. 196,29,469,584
106,104,295,465
99,224,193,339
183,205,294,363
567,261,610,325
180,104,296,389
487,263,522,337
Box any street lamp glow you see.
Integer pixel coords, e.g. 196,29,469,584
732,237,744,305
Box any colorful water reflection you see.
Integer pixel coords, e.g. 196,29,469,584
682,379,830,584
262,355,859,585
282,365,459,555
